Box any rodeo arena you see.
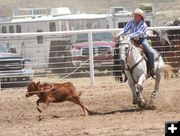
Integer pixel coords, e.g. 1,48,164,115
0,5,180,136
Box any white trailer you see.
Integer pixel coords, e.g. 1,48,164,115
0,8,108,69
106,5,156,29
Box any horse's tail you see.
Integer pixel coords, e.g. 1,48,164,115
163,64,174,80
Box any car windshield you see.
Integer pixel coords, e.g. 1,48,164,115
74,32,113,43
0,44,6,52
93,33,113,41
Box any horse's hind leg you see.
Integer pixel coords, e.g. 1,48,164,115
150,72,161,106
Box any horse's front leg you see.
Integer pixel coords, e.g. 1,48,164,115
136,74,146,104
127,77,138,105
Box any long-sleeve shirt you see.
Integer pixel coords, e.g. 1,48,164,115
119,20,147,39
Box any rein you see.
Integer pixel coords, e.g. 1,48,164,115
28,83,55,94
125,57,144,84
124,44,145,84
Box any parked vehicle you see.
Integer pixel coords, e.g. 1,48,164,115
70,32,115,71
0,43,33,88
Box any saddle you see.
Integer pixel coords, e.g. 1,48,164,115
130,39,147,60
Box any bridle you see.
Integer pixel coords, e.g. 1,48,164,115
119,41,145,83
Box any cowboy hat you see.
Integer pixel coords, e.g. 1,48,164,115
133,8,145,19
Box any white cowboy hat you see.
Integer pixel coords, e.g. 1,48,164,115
133,8,145,19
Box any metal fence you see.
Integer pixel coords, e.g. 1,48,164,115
0,26,180,89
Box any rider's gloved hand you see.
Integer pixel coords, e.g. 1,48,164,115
113,35,120,42
127,36,131,41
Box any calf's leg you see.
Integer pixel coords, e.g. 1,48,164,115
36,99,42,113
43,96,52,110
67,95,89,116
43,101,50,110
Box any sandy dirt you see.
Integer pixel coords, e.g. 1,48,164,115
0,76,180,136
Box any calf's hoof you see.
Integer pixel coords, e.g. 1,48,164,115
37,108,42,113
81,113,89,116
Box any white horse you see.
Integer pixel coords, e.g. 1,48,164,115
116,37,173,109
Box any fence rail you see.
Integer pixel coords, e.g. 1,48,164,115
0,26,180,89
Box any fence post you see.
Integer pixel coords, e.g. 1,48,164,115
88,31,95,86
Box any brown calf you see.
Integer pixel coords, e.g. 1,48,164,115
26,81,90,116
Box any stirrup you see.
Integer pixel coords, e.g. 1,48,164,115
151,68,156,78
147,69,156,79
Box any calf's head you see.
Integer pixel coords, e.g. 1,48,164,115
26,81,41,97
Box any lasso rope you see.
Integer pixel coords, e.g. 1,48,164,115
60,47,113,79
28,83,55,93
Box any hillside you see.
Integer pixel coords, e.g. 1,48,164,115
0,0,179,25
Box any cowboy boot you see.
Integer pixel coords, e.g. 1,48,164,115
148,65,156,79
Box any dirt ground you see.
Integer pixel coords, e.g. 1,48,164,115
0,76,180,136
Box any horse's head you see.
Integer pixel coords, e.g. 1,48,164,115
118,38,131,65
26,81,41,97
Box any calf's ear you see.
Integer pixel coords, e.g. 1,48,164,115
36,81,41,90
27,81,34,90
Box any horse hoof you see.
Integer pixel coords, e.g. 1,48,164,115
138,100,146,109
151,105,157,110
149,98,155,105
132,98,138,105
140,102,157,110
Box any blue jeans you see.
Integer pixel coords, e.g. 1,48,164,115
139,38,155,69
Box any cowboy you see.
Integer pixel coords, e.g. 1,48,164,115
114,8,157,77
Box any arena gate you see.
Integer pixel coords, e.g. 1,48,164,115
149,29,180,74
